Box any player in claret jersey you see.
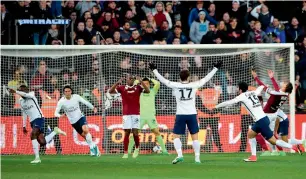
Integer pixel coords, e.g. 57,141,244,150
252,70,306,156
215,82,302,162
149,60,222,164
109,75,150,159
9,85,66,164
54,85,100,157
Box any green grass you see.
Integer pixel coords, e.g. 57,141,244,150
1,153,306,179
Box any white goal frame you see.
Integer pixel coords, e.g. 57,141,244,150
0,43,296,140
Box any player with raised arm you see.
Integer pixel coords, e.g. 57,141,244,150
54,85,100,157
128,77,168,154
149,60,222,164
109,75,150,159
252,70,306,156
9,85,66,164
215,82,302,162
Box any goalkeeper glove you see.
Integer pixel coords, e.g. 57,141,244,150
213,60,223,69
149,62,157,71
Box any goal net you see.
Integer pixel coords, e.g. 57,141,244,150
0,44,295,155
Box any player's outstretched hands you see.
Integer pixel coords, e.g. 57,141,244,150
251,69,257,78
23,127,28,134
117,77,124,84
213,60,223,69
9,88,16,94
149,62,157,71
267,69,274,78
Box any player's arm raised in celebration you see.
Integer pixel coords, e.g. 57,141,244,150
192,60,222,88
9,88,35,99
149,62,178,88
215,96,241,109
267,69,280,91
109,77,124,94
76,94,97,113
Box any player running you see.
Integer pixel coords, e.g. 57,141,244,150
215,82,302,162
149,60,222,164
9,85,66,164
252,70,306,156
54,85,100,157
109,75,150,159
128,77,168,154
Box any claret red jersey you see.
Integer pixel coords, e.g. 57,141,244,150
116,85,143,115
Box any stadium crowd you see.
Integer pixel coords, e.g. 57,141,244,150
1,0,306,111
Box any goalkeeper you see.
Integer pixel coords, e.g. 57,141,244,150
128,77,168,154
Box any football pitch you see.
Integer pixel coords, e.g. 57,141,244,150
1,153,305,179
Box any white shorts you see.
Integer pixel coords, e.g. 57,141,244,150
276,109,288,122
122,115,140,129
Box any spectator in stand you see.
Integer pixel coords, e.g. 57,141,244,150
296,50,306,109
8,69,28,90
217,21,228,43
14,0,31,45
85,18,97,39
188,1,217,27
266,18,286,43
165,2,174,25
207,3,217,22
295,1,306,28
170,25,188,44
63,0,75,18
1,3,12,45
141,0,156,15
120,22,131,43
113,30,123,45
141,24,155,44
76,21,90,44
189,10,209,44
105,38,114,45
77,38,85,45
97,11,119,33
91,5,101,24
227,18,243,43
154,2,172,29
200,23,222,44
51,0,62,18
251,4,273,31
139,19,148,36
70,71,81,95
91,36,97,45
105,1,120,19
47,25,63,45
160,20,173,44
59,69,71,89
32,0,52,45
146,13,157,31
286,17,304,47
172,38,180,44
222,12,231,30
297,36,306,58
75,0,98,17
126,29,146,44
100,21,113,39
229,0,248,29
246,21,271,43
81,11,92,22
122,0,145,25
124,9,138,29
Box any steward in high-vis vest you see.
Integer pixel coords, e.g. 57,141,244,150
196,88,223,152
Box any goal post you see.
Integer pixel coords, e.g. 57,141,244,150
0,44,295,155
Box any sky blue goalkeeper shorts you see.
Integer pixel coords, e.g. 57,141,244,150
173,114,199,135
72,116,88,135
30,118,45,132
278,118,289,136
251,116,273,140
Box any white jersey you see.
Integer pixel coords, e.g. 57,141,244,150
55,94,94,124
153,68,218,115
17,91,44,123
216,86,266,122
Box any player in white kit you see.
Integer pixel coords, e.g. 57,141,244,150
54,85,100,156
9,85,66,164
215,82,302,162
149,60,222,164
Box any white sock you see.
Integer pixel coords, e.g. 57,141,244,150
45,131,56,143
85,133,96,149
289,138,302,145
192,140,200,161
173,138,183,158
269,143,277,152
31,139,40,159
249,138,257,156
276,140,292,149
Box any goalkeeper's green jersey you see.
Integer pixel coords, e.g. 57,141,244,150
139,79,160,119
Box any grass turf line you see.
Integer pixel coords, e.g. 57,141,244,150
1,153,305,179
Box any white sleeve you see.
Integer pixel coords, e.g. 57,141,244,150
76,95,94,109
250,4,261,19
54,100,63,118
192,67,218,88
22,110,27,127
255,85,265,96
165,13,173,29
216,95,241,108
16,91,35,99
153,69,178,88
